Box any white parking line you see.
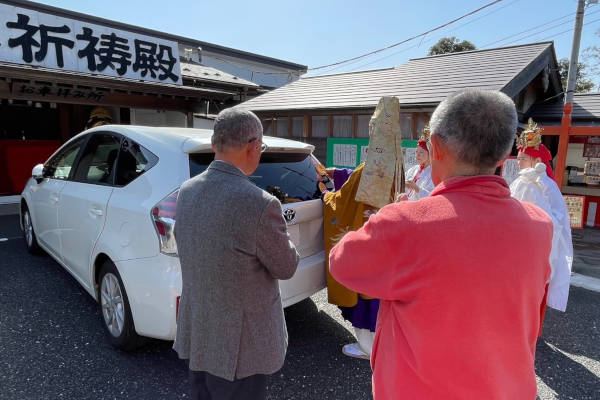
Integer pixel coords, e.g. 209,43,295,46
570,273,600,293
0,236,20,242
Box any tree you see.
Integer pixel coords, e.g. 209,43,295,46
428,37,476,56
558,58,595,93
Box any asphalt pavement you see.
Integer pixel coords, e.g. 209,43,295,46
0,214,598,399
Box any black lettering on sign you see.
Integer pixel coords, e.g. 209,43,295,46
97,33,131,76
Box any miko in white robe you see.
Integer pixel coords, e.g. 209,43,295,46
510,163,573,311
404,164,435,201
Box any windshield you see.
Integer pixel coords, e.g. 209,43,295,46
189,152,323,203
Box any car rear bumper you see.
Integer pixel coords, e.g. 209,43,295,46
116,250,325,341
115,254,181,341
280,251,326,308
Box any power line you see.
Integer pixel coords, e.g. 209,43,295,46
307,0,504,71
493,13,600,50
319,0,522,75
480,12,576,48
535,16,600,43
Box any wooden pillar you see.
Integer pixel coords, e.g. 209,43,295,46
352,115,358,138
287,116,292,137
328,115,334,137
554,103,572,188
186,111,194,128
303,115,310,139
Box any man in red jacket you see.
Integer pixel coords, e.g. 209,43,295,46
329,89,552,400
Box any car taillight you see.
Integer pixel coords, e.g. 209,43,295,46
151,189,179,256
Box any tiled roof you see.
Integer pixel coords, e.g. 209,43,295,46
528,93,600,121
180,62,259,88
241,42,558,112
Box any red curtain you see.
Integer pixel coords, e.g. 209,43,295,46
0,140,61,195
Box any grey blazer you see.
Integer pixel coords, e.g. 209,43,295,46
173,160,299,381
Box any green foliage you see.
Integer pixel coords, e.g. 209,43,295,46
558,58,595,93
428,37,476,56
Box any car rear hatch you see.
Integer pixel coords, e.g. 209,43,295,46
188,150,326,305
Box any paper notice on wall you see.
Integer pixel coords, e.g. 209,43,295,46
501,158,520,186
333,144,357,167
403,148,417,172
360,146,369,164
564,195,585,229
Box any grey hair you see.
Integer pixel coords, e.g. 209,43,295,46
429,89,517,169
211,107,263,152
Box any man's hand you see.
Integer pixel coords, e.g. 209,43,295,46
396,193,409,202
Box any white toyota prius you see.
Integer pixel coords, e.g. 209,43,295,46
20,125,326,350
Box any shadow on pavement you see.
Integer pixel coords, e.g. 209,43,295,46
535,288,600,399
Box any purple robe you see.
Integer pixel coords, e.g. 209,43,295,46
332,167,380,332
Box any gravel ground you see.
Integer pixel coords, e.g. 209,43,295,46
0,214,598,399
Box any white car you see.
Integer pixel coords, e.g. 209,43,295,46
20,125,326,350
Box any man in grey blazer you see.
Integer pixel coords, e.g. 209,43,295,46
174,107,300,400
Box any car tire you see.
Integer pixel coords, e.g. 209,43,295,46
98,260,142,351
22,207,42,255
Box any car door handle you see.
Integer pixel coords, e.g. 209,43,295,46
89,208,104,217
50,193,60,204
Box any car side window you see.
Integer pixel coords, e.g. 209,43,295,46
72,133,122,185
43,137,86,180
115,139,158,186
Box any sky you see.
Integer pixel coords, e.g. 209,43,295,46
31,0,600,82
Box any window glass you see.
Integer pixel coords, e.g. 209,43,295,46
276,117,289,137
400,113,413,139
115,139,159,186
73,133,121,184
311,116,329,138
189,152,323,202
262,119,273,135
291,117,304,138
357,115,371,138
333,116,352,137
43,137,86,180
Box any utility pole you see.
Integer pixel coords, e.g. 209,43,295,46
555,0,586,187
565,0,586,103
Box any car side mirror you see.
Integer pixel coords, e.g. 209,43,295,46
32,164,44,183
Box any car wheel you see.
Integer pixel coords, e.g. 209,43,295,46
22,207,42,255
98,260,142,350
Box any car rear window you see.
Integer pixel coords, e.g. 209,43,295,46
189,152,323,202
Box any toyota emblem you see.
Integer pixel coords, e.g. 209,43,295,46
283,209,296,223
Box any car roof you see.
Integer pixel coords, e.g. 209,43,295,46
80,125,315,154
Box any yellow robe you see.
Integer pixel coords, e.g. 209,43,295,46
323,164,377,307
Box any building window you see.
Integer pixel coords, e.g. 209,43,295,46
311,116,329,138
357,115,371,138
400,113,412,139
276,117,289,137
415,116,429,139
262,119,273,135
292,117,303,138
333,115,352,138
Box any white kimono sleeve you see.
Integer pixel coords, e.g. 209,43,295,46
540,173,573,312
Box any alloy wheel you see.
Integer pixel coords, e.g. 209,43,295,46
23,211,33,247
100,273,125,337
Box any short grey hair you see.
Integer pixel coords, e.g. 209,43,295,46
429,89,517,169
211,107,263,152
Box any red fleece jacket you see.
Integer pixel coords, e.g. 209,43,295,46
330,175,552,400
